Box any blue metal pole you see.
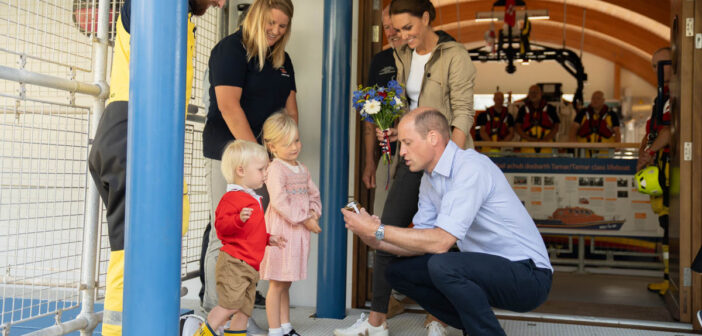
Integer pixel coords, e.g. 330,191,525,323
316,0,352,319
123,0,187,333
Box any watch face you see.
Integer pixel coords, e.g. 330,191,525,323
375,226,384,240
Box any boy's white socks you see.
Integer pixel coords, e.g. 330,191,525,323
268,327,284,336
281,322,293,334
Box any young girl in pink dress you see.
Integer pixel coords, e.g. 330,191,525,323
259,113,322,336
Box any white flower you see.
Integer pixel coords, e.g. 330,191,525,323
363,100,381,115
394,97,403,109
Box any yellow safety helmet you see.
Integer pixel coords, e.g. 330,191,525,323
635,166,662,196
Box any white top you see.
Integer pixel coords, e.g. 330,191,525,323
406,50,432,111
412,141,553,271
276,158,301,173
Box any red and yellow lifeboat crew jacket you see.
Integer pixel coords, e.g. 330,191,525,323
515,99,560,153
476,106,514,152
573,105,620,157
574,105,620,143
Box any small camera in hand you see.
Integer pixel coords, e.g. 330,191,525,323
343,201,361,214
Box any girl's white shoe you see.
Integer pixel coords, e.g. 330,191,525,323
333,313,389,336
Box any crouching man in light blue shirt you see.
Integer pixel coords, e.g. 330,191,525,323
343,108,553,336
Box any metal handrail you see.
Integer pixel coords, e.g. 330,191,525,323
0,65,103,97
475,141,641,149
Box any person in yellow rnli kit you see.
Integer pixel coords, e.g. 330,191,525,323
87,1,225,335
477,91,514,153
515,85,560,154
635,47,672,296
568,91,621,157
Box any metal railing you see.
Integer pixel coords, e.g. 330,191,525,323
474,141,641,159
0,1,218,334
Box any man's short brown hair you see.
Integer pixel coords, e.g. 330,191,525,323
411,109,450,140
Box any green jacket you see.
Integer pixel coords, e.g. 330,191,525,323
393,32,476,149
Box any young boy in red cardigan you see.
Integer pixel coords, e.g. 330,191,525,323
196,140,286,336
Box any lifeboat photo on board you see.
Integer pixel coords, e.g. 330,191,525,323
535,206,624,230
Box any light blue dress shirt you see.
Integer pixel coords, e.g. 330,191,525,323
412,141,553,271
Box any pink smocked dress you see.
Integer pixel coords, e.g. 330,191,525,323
259,158,322,281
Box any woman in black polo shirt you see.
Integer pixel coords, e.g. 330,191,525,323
200,0,296,332
203,0,297,157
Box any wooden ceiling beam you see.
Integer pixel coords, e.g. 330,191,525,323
433,0,669,26
433,0,668,55
596,0,669,26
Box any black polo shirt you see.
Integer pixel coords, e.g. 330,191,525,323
203,30,296,160
367,48,397,87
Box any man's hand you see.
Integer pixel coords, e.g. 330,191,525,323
362,162,376,189
342,207,381,249
269,235,287,248
240,207,253,222
637,151,654,171
342,208,380,241
376,127,398,143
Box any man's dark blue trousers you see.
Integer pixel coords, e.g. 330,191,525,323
386,252,552,336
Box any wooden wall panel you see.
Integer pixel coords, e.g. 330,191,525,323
669,0,696,324
690,0,702,329
352,0,381,309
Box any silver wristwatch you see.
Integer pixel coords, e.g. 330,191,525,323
375,224,385,240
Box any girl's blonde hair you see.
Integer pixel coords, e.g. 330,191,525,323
220,140,269,184
262,112,298,157
241,0,294,70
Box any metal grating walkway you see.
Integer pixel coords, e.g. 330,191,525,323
245,307,698,336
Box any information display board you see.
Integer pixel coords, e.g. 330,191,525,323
491,157,662,238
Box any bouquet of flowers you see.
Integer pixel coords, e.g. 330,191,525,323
352,79,407,164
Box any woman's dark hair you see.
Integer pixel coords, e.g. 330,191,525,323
390,0,436,22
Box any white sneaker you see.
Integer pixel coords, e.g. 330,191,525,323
333,313,389,336
426,321,447,336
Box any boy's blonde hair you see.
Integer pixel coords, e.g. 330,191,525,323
220,140,269,184
262,112,298,156
241,0,294,70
